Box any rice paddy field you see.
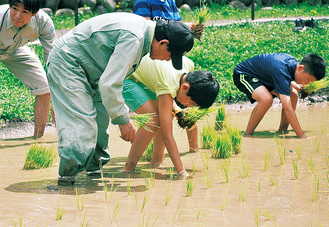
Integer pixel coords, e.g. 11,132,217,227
1,102,329,226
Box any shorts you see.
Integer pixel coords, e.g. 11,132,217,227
122,79,157,112
0,46,49,96
233,71,274,104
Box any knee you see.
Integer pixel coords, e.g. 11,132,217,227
258,94,273,108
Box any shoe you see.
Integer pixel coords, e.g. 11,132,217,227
293,18,305,31
177,169,189,179
57,176,76,186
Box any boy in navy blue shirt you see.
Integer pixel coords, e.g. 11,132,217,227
233,53,326,138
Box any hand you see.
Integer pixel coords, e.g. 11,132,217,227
119,121,136,143
191,23,204,40
298,134,308,139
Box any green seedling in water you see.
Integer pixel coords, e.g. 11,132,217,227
186,178,196,197
313,137,320,153
81,211,88,227
300,79,329,98
144,170,155,189
269,175,276,186
221,159,230,183
168,167,174,182
221,198,228,211
24,143,57,169
274,136,286,165
308,156,315,174
200,152,209,170
226,124,242,154
292,156,299,179
325,172,329,188
56,203,64,221
254,207,261,227
295,145,303,160
165,183,173,206
192,159,196,176
201,125,216,149
239,189,248,202
112,198,120,222
172,198,183,225
127,176,131,196
211,132,234,159
141,194,147,213
203,168,211,189
11,214,23,227
263,151,272,172
76,187,85,210
239,160,250,178
262,209,277,226
311,179,320,201
214,103,226,131
140,140,153,162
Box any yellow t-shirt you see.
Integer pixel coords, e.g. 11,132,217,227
129,53,194,98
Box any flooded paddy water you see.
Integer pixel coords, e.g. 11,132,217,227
1,102,329,226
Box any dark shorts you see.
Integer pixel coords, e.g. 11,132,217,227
233,71,274,104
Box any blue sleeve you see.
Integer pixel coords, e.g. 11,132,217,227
134,0,151,18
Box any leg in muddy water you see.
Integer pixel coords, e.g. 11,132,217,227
33,93,51,139
277,87,298,133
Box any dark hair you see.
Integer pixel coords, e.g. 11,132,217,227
9,0,41,14
300,53,326,80
185,71,219,109
154,20,171,52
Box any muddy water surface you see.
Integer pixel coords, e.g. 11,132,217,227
1,103,329,226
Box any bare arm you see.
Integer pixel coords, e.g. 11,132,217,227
279,94,307,138
158,94,184,173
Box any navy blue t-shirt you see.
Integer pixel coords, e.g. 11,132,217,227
235,53,297,96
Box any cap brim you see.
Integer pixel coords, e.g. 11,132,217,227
171,51,183,70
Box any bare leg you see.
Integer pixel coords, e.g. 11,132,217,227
186,125,198,152
34,93,51,139
123,100,160,172
245,86,273,135
278,88,298,133
150,130,165,167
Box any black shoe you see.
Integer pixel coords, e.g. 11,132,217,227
57,176,76,186
293,18,305,31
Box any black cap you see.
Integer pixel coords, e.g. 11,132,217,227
165,21,194,70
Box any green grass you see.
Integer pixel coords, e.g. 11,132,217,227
23,143,57,170
2,6,329,123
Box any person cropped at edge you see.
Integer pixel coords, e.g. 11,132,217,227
0,0,56,138
133,0,203,166
233,53,326,138
46,12,195,186
122,54,219,177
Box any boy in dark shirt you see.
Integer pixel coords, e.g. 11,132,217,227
233,53,326,138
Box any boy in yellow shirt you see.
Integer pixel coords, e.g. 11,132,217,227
122,54,219,177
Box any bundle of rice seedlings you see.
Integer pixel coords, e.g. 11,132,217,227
176,106,218,130
24,143,57,169
193,6,211,40
140,140,153,162
211,132,234,159
130,113,157,132
300,80,329,99
201,125,216,149
214,104,226,131
226,124,242,154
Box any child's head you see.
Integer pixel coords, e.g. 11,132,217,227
177,71,219,109
9,0,40,28
296,53,326,85
9,0,41,14
151,20,194,70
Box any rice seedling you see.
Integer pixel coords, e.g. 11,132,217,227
292,156,299,179
300,79,329,99
56,203,65,221
203,168,211,189
211,132,234,159
76,188,85,210
172,198,183,225
141,194,147,213
192,159,196,176
168,167,174,182
239,189,248,202
23,143,57,169
140,140,153,162
311,179,320,201
254,207,261,227
221,159,230,183
313,137,320,153
112,198,120,222
200,152,209,170
263,151,272,172
262,209,277,226
127,176,131,196
176,106,218,130
80,211,88,227
130,113,157,132
221,198,228,211
11,214,22,227
308,156,315,174
186,178,196,197
226,124,242,155
144,170,155,189
108,176,118,203
274,136,286,165
214,103,226,131
201,125,216,149
193,6,211,41
269,175,276,186
295,145,303,160
165,184,173,206
239,160,250,178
